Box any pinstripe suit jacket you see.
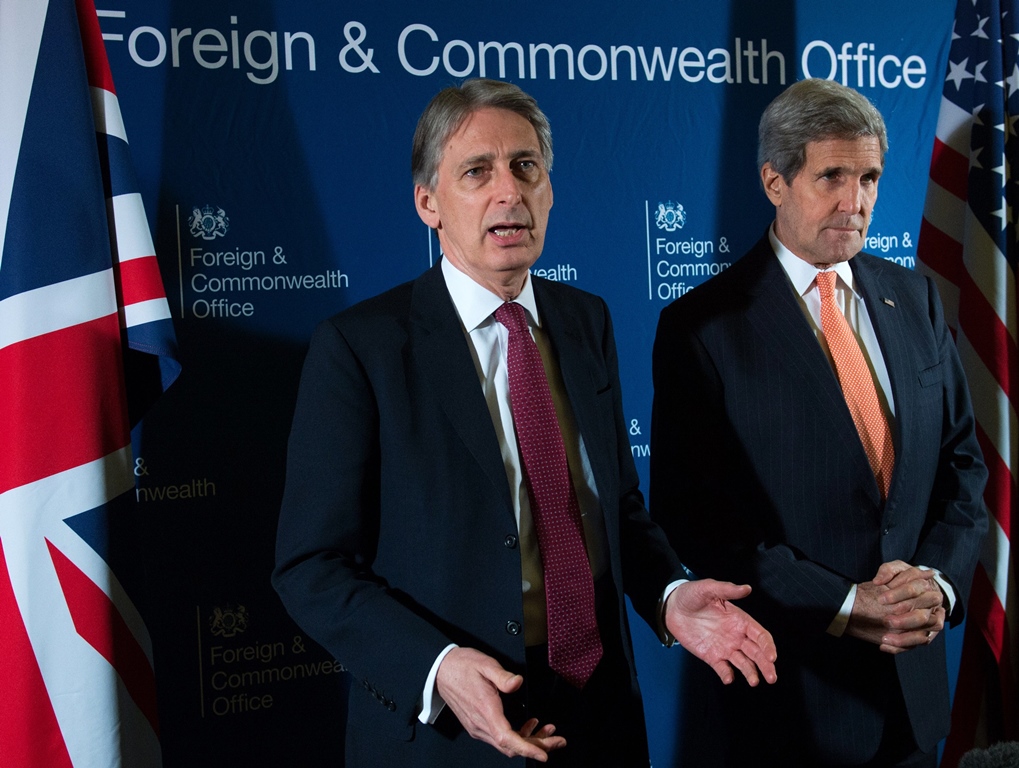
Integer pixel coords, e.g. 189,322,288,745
650,234,988,765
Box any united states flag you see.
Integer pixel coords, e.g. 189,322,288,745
917,0,1019,762
0,0,179,765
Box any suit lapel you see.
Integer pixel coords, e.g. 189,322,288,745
408,264,514,508
532,281,619,521
851,257,912,497
740,239,881,502
534,282,606,440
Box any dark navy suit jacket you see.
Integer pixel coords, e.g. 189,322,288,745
273,261,684,767
650,234,988,765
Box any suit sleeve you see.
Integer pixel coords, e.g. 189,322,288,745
272,319,452,735
594,299,687,627
911,275,988,624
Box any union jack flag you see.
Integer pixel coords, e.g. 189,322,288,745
917,0,1019,762
0,0,179,765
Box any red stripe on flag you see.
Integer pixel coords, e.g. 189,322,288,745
0,314,129,494
969,566,1008,661
928,137,970,200
957,279,1019,410
116,255,169,307
975,423,1015,540
943,567,1018,764
47,540,160,735
0,542,74,768
74,0,114,94
917,218,965,286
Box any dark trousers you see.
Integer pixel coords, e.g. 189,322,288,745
516,578,651,768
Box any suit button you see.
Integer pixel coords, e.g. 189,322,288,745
504,534,518,549
506,620,521,636
387,702,397,712
882,528,890,536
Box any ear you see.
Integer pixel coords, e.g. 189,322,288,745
415,184,440,229
760,163,784,207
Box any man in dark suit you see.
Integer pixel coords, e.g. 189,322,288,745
272,79,777,767
651,78,988,767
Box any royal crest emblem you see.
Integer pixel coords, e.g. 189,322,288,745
189,204,230,240
210,604,249,638
655,201,687,232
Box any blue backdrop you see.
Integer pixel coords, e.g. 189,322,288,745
100,1,959,764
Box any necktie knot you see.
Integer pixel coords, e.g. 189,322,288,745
816,270,837,302
495,301,529,335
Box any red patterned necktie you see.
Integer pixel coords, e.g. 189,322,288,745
495,301,602,689
816,271,895,497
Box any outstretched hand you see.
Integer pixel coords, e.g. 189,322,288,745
435,647,566,762
665,580,778,686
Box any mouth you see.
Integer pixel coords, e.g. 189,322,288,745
487,223,530,245
489,224,525,237
826,221,863,234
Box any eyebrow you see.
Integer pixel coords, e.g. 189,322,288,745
456,148,541,171
816,164,883,178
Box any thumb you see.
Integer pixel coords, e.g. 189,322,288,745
704,580,752,601
481,663,524,695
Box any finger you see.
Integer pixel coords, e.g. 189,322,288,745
879,581,942,609
711,581,753,601
872,560,911,585
494,729,560,761
528,724,559,740
878,642,908,655
881,627,937,650
484,669,525,696
518,718,541,739
880,565,925,588
742,637,778,683
727,649,761,687
709,659,736,685
884,607,938,631
750,625,778,660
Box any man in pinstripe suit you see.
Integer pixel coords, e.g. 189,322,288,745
650,79,988,767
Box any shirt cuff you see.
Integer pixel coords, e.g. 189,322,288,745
923,566,957,614
417,643,457,724
827,584,857,637
658,578,690,646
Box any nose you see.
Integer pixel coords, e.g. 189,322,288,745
837,180,863,214
494,166,523,205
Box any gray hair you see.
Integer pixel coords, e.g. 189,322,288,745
411,79,553,189
758,78,888,183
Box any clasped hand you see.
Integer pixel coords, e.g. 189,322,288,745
846,560,946,653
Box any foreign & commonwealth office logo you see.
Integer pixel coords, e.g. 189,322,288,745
655,201,687,232
209,604,249,638
189,204,230,240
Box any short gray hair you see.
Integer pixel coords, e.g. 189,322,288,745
411,79,553,189
758,78,888,183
